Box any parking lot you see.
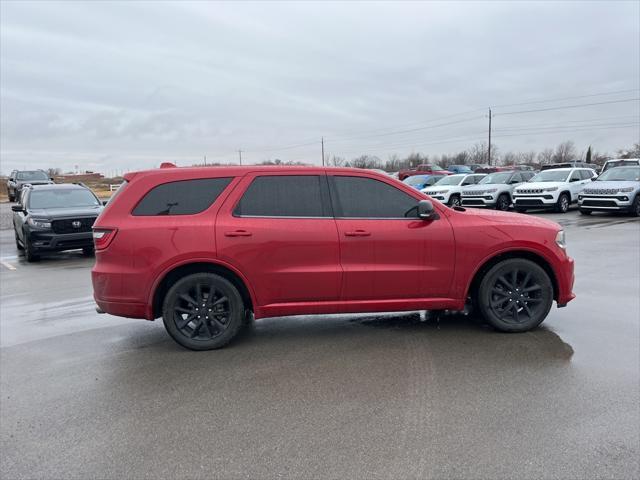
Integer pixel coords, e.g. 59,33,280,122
0,202,638,479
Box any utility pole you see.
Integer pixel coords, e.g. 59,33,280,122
321,137,325,166
204,155,207,166
487,108,492,166
238,149,243,166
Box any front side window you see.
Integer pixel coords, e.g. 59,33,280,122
28,189,101,209
330,176,418,218
235,175,328,217
133,178,232,216
569,170,581,182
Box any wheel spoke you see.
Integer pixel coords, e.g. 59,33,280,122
175,306,193,314
524,297,543,304
511,303,519,322
491,297,510,308
195,283,203,303
211,296,228,307
522,302,533,318
511,269,518,288
211,316,228,330
520,271,532,289
176,313,196,329
202,318,214,338
179,293,197,306
522,284,542,293
491,287,509,297
189,318,204,338
497,275,515,291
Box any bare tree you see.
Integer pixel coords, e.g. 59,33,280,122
47,167,62,177
350,155,382,169
616,142,640,159
552,140,577,162
329,155,345,167
517,151,537,164
538,148,554,164
502,151,518,165
468,143,487,164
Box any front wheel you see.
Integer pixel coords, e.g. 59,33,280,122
632,195,640,217
162,273,245,350
23,233,39,263
496,194,510,211
477,258,553,332
555,193,570,213
448,195,461,207
15,231,24,250
8,193,15,203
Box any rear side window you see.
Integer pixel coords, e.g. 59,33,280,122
132,178,232,216
330,176,418,218
235,175,329,217
579,169,592,180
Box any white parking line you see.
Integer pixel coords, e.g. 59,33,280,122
1,260,16,271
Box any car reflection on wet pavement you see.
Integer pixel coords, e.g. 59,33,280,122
0,204,638,479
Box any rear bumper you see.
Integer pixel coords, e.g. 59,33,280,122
92,268,153,320
94,296,150,320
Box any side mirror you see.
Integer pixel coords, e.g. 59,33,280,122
417,200,438,220
11,205,23,212
50,177,55,182
102,200,108,206
570,177,579,182
510,180,520,184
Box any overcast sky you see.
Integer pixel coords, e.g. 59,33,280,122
1,0,639,175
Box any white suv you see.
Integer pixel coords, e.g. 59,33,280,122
421,173,486,206
461,171,535,210
512,167,596,213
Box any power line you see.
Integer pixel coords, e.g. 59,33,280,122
495,98,640,116
490,88,640,109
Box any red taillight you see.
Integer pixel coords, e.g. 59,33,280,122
93,228,117,250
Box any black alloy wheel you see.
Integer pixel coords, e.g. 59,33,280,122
162,273,244,350
555,193,570,213
15,231,24,250
632,195,640,217
496,194,510,211
449,195,462,207
477,258,553,332
22,230,39,262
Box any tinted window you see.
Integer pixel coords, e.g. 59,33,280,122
235,175,328,217
133,178,232,216
16,171,49,181
510,173,523,183
330,176,418,218
569,171,581,182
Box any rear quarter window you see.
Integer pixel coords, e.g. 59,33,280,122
132,178,233,216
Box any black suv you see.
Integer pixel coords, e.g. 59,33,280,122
12,183,104,262
6,170,54,202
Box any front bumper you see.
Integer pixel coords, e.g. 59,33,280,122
578,194,635,211
513,194,557,209
28,230,94,251
461,195,497,207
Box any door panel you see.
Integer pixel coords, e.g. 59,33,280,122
329,174,455,301
216,173,342,307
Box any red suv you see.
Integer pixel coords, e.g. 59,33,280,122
92,166,575,350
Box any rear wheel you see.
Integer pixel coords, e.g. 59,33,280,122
632,195,640,217
8,193,15,202
477,258,553,332
448,195,461,207
496,194,510,211
162,273,245,350
554,193,570,213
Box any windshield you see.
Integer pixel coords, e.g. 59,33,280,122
28,189,101,209
434,175,464,186
403,176,429,186
597,167,640,182
529,170,570,183
603,160,639,172
16,171,49,181
479,172,512,184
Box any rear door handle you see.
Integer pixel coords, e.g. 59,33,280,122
224,230,252,237
344,230,371,237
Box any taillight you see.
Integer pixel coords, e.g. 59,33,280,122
93,228,117,250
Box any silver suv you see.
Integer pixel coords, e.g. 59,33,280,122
578,166,640,216
461,171,535,210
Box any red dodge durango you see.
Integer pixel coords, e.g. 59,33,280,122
92,166,575,350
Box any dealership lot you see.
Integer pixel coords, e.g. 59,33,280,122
0,203,638,479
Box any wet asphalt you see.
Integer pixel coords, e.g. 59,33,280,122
0,203,638,479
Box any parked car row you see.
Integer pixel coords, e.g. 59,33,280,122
419,165,640,216
6,169,54,202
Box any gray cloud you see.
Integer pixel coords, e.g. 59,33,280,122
1,0,638,175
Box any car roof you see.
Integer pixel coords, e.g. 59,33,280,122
27,183,87,191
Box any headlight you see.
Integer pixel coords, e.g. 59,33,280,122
486,188,498,193
438,190,449,194
27,218,51,229
555,230,566,250
619,187,634,193
544,187,558,192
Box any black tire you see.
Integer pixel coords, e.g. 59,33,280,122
514,206,527,213
554,193,570,213
496,194,511,211
82,246,95,256
8,193,15,203
23,233,40,262
579,209,592,215
448,195,462,207
476,258,553,332
631,195,640,217
15,231,24,250
162,273,245,350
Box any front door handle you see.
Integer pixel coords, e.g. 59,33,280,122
344,230,371,237
224,230,252,237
